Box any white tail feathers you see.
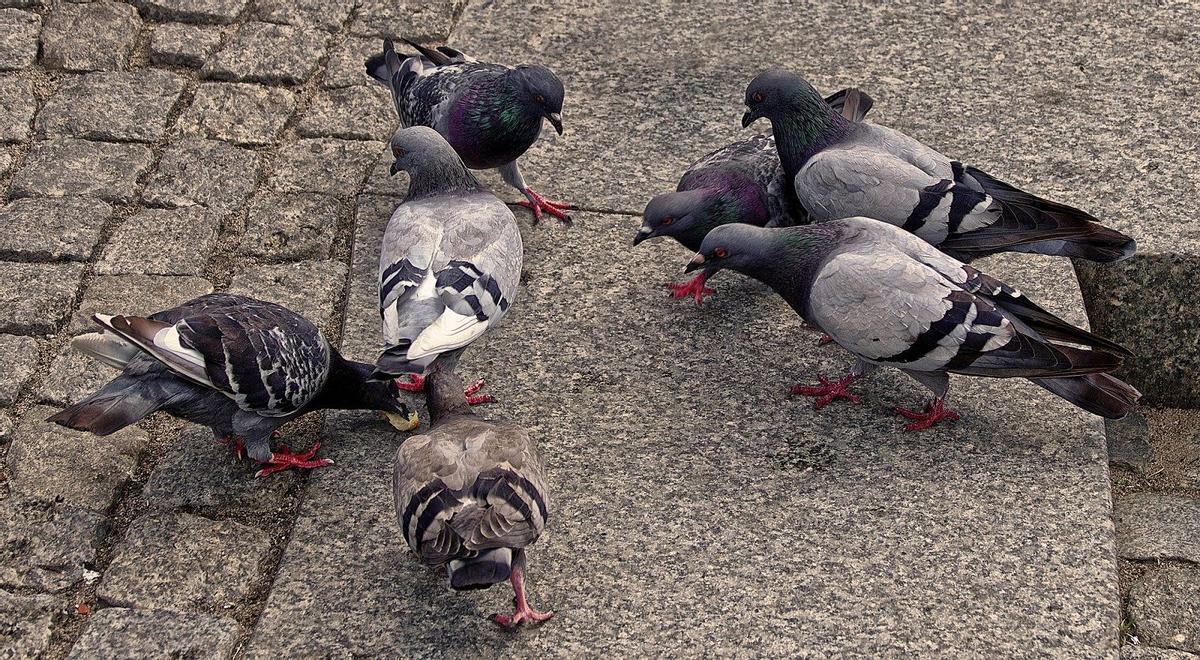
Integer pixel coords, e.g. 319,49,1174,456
70,332,140,370
407,309,489,361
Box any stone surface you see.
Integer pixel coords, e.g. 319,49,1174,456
70,274,215,334
0,261,86,335
0,8,38,71
39,345,117,408
350,0,464,41
340,194,396,360
1122,646,1200,660
99,513,272,612
150,23,225,68
37,70,188,143
133,0,249,24
322,35,381,88
8,405,148,512
0,73,35,142
177,82,296,147
228,260,348,330
68,608,241,660
97,207,219,276
360,146,407,197
268,138,381,196
240,191,342,261
0,334,39,405
143,138,259,214
40,1,143,72
0,197,112,262
1114,494,1200,564
297,85,395,141
0,495,105,593
252,0,354,32
1130,567,1200,654
11,138,154,204
0,591,61,658
1108,411,1154,473
204,22,328,85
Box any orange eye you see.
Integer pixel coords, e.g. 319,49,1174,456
752,91,764,103
662,217,674,225
714,247,729,258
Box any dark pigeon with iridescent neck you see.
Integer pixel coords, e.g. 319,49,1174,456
367,39,571,223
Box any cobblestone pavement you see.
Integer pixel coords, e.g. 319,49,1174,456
0,0,1197,657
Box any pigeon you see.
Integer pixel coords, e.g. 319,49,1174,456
375,126,522,406
636,88,874,303
366,39,571,223
48,294,419,477
741,69,1136,263
686,219,1139,430
393,367,551,628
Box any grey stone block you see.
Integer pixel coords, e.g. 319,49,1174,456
11,138,154,204
252,0,354,33
1129,566,1200,654
296,85,395,141
0,591,61,658
340,194,395,361
68,608,242,660
99,513,272,612
1107,411,1153,472
177,82,296,147
239,191,343,261
98,207,219,276
143,138,259,214
0,73,35,142
39,345,116,408
349,0,465,41
203,22,327,85
0,495,105,593
150,23,225,68
323,35,381,88
228,260,348,330
358,145,407,197
40,1,142,72
9,405,148,512
0,9,38,71
37,70,188,143
268,138,381,196
0,261,86,335
1114,494,1200,563
133,0,249,24
69,274,215,334
0,197,113,262
0,333,39,405
1121,645,1200,660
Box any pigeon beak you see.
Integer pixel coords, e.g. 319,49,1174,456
384,410,420,432
546,112,563,135
633,225,653,246
741,110,756,129
684,253,706,273
389,161,401,176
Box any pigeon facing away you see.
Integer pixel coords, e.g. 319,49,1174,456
375,127,522,405
687,219,1139,429
636,88,874,303
366,39,572,223
48,294,418,477
394,368,551,628
742,69,1136,263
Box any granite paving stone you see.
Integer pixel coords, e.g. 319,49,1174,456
1122,646,1200,660
133,0,248,24
0,334,39,405
1130,567,1200,654
0,591,61,658
69,274,215,334
360,147,408,197
0,197,112,262
252,0,355,33
1114,494,1200,564
99,513,272,612
67,608,242,660
8,405,148,512
228,260,348,329
203,22,328,85
143,138,259,214
11,138,153,204
340,194,397,361
150,23,225,68
97,207,219,276
239,191,343,261
268,138,381,196
323,35,382,88
297,85,395,141
0,261,86,335
0,73,35,143
177,82,296,147
0,8,38,71
40,1,143,72
0,0,46,6
39,346,117,409
0,148,12,176
37,70,188,143
1108,411,1154,473
0,495,105,593
349,0,465,41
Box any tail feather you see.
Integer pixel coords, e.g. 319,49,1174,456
447,548,513,591
71,332,141,370
1030,372,1140,419
372,342,422,380
46,376,163,436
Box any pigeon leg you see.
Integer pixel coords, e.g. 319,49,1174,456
393,374,426,393
215,435,246,460
789,374,861,409
463,378,495,406
254,441,334,478
493,566,553,628
664,272,716,304
894,397,961,431
817,334,834,346
518,187,573,224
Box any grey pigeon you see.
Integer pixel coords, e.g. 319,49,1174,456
375,127,522,405
366,39,571,222
742,69,1136,263
394,368,551,628
687,219,1139,429
636,88,874,303
49,294,418,477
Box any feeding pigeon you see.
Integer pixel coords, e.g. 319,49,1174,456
375,127,522,405
394,367,551,628
636,88,874,303
741,69,1136,263
686,219,1139,430
48,294,419,477
366,38,571,223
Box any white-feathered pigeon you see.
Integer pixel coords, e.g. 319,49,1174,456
375,127,522,405
366,39,571,223
686,219,1139,430
742,69,1136,263
636,88,874,303
394,368,551,628
48,294,419,477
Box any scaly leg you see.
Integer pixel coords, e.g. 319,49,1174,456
493,566,553,628
789,374,861,409
518,187,573,223
215,435,246,460
894,396,961,431
664,271,715,304
254,441,334,478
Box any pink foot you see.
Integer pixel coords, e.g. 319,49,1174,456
789,374,861,409
518,187,573,223
894,397,961,431
393,374,426,393
215,435,246,460
493,566,553,629
464,378,496,405
255,441,334,478
817,334,834,346
664,272,715,304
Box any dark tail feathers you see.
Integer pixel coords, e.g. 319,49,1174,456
1030,372,1140,419
372,342,421,381
447,548,516,591
46,376,162,436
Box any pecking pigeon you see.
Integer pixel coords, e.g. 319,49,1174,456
636,88,874,303
366,39,571,222
48,294,419,477
741,69,1136,263
686,219,1139,430
375,127,522,405
394,367,551,628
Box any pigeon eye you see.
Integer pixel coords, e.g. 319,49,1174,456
662,217,674,225
392,146,406,158
752,91,764,103
714,247,729,259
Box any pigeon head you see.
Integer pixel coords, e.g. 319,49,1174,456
513,65,565,135
388,126,480,198
321,356,420,432
743,68,837,128
686,223,773,276
635,190,712,246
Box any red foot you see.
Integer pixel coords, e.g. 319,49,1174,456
664,272,715,304
215,435,246,460
894,397,961,431
464,378,495,406
817,334,834,346
394,374,426,393
255,441,334,478
789,374,861,409
493,566,553,629
519,187,573,224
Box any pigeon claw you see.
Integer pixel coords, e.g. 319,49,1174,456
519,187,573,224
894,397,961,431
817,334,835,346
215,435,246,460
254,441,334,478
464,378,495,406
492,566,553,629
664,273,716,304
789,374,861,409
394,374,426,393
